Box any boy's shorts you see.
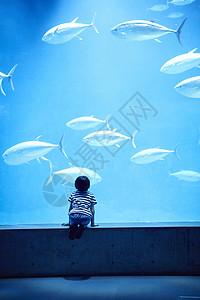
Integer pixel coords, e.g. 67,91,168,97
69,213,91,226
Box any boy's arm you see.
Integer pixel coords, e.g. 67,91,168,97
91,204,98,227
69,202,73,212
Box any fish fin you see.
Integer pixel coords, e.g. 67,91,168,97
8,64,17,91
91,11,99,34
115,144,120,148
151,20,159,23
90,115,94,118
76,36,83,40
68,162,74,167
37,157,41,164
174,143,181,159
105,114,111,130
154,39,162,43
58,131,68,159
121,32,127,36
131,130,137,148
189,48,198,53
45,175,54,186
176,18,187,45
113,128,117,132
41,156,53,176
35,135,42,141
0,79,6,96
53,27,59,36
71,17,79,23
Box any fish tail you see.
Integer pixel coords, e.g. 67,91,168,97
91,11,99,34
8,64,18,91
131,130,138,148
105,114,111,130
58,132,68,159
175,18,187,45
174,143,181,159
0,79,6,96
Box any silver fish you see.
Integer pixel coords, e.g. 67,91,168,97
66,115,110,130
83,129,137,148
49,166,101,186
130,145,180,164
42,13,99,44
111,18,186,44
174,76,200,98
161,48,200,74
147,4,169,11
170,170,200,181
167,12,184,18
0,64,17,96
2,134,68,174
169,0,195,6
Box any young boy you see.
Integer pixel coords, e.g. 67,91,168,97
68,176,97,239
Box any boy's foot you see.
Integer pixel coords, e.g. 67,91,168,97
75,225,84,239
69,224,78,240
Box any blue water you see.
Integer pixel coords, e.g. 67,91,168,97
0,0,200,224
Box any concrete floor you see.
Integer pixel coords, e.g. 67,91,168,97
0,276,200,300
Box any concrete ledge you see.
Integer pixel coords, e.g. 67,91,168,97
0,223,200,278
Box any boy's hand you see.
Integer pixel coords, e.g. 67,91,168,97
61,223,69,226
91,224,99,227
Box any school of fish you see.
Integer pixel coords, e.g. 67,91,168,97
2,0,200,203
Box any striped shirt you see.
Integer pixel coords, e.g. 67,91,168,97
68,190,97,218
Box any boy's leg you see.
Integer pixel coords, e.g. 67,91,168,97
69,224,78,240
74,215,91,239
69,215,78,240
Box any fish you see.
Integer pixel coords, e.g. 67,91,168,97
111,18,186,44
161,48,200,74
147,4,169,11
0,64,17,96
42,12,99,44
83,129,137,148
66,115,110,130
170,170,200,182
167,12,184,18
168,0,195,6
174,76,200,98
48,166,101,186
130,145,180,164
2,134,68,174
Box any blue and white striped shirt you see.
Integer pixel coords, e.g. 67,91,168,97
68,190,97,217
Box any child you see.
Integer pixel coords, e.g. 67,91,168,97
68,176,97,240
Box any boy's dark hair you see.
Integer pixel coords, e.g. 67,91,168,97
75,176,90,191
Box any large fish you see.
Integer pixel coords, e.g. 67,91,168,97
83,129,137,148
169,0,195,6
2,134,68,174
42,13,99,44
111,18,186,44
48,166,101,186
66,115,110,130
130,145,180,164
170,170,200,182
161,48,200,74
0,64,17,96
174,76,200,98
